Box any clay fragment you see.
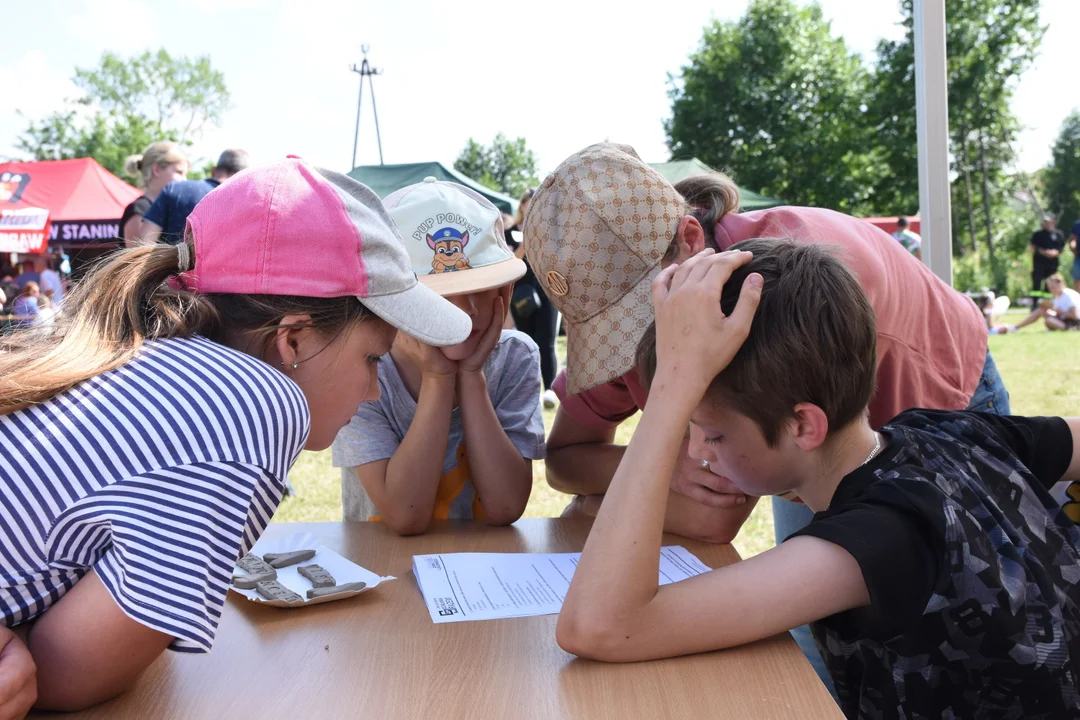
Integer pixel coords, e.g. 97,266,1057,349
298,564,336,588
263,549,317,569
306,581,367,599
232,569,277,589
255,579,304,603
237,553,275,575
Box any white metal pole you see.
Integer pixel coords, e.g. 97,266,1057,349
913,0,952,285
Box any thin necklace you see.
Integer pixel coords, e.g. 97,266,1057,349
861,432,882,467
822,433,882,512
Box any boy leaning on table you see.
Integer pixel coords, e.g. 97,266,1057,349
557,241,1080,718
331,178,546,535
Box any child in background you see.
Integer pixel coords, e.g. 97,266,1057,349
11,282,40,328
332,179,545,534
558,241,1080,718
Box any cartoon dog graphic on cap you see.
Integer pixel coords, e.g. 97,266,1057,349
428,227,472,274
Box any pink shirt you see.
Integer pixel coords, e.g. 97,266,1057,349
554,206,987,431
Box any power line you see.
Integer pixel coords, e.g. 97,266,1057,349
350,45,384,169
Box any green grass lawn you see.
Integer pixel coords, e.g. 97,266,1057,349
276,315,1079,559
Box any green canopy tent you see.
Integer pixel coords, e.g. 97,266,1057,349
650,158,783,211
348,162,518,214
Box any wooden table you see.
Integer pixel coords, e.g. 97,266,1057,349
47,519,841,719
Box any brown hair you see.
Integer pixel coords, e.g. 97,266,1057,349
637,239,877,445
512,187,537,229
124,141,187,189
0,244,370,415
1048,272,1067,286
658,173,743,264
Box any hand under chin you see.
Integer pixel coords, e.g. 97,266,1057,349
441,337,480,362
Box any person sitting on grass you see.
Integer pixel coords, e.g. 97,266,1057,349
557,241,1080,718
332,179,546,535
995,272,1080,333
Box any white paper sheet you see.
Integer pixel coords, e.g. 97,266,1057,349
412,546,711,623
230,532,395,608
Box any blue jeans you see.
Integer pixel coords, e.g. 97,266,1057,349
771,349,1010,699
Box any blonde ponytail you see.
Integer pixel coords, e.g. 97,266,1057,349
124,154,145,182
124,141,187,189
0,244,218,413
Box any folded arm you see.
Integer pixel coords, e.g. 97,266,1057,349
355,374,455,535
459,369,532,525
556,374,866,662
27,570,172,711
546,408,755,543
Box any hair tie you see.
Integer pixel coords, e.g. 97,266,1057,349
176,243,192,272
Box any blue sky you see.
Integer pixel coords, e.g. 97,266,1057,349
0,0,1074,179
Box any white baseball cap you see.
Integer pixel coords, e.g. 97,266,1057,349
184,157,472,346
383,177,526,297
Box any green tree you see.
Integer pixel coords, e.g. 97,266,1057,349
665,0,882,213
454,133,539,199
867,0,1043,271
15,50,229,178
1045,111,1080,236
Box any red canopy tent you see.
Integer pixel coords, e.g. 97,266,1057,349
0,158,140,248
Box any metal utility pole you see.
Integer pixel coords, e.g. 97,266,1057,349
914,0,952,285
350,46,384,170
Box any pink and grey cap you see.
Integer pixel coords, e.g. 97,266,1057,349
180,156,471,346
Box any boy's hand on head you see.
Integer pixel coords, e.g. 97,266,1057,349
0,627,37,720
396,334,458,379
460,294,506,375
651,249,763,395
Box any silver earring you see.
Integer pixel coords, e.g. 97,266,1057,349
291,362,298,370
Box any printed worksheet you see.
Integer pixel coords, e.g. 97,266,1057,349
412,546,711,623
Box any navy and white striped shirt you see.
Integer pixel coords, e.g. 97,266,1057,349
0,336,310,652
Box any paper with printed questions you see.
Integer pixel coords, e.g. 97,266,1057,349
412,546,711,623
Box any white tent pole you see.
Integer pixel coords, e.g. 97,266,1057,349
913,0,953,285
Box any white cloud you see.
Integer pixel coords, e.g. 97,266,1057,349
63,0,157,45
0,50,78,160
1010,1,1080,172
2,0,1072,177
187,0,259,13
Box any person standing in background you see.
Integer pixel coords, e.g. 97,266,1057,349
38,258,65,308
1031,213,1065,293
1069,217,1080,292
119,142,189,247
141,149,250,245
504,188,559,409
891,216,921,259
14,261,40,290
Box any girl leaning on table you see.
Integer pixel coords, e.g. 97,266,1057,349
0,157,471,714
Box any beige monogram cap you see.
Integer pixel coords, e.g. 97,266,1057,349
524,142,683,394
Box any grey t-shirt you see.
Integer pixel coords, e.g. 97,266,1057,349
331,330,546,521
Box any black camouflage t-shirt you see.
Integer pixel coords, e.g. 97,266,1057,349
792,409,1080,719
